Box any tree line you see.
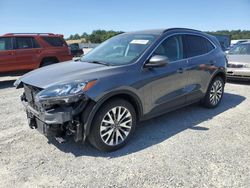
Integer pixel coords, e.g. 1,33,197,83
207,30,250,40
67,30,123,43
67,29,250,43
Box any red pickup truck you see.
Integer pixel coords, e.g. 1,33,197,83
0,33,72,74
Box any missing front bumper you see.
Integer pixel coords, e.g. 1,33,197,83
22,98,88,140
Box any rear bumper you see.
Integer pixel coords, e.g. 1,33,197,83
227,68,250,80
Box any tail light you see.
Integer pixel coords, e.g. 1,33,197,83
68,46,72,55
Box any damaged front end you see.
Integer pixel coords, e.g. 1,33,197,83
16,79,97,142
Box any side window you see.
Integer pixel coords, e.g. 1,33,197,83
32,38,41,48
247,44,250,55
16,37,33,49
184,35,215,58
0,37,13,51
206,39,215,52
42,37,65,47
154,35,184,62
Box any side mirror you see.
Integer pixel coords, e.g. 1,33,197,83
144,55,169,68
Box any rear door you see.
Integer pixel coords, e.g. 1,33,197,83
0,37,16,73
183,34,216,102
14,37,42,70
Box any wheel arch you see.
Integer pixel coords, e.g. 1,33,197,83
82,90,143,137
207,70,226,89
40,56,59,67
212,70,226,83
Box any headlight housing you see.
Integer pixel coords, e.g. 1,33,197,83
35,80,97,104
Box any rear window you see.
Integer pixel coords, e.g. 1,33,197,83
42,37,66,47
0,37,13,51
184,35,215,58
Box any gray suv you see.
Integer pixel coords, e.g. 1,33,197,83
15,28,227,151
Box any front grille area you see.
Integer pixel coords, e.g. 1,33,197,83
23,84,42,111
227,63,243,68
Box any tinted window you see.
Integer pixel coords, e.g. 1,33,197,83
0,37,13,51
154,35,184,62
32,38,40,48
16,37,33,49
42,37,65,47
184,35,215,58
229,44,250,55
70,43,80,50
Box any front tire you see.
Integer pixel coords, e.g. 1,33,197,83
88,99,137,152
202,76,225,108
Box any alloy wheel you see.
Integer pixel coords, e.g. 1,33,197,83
100,106,132,146
209,80,223,105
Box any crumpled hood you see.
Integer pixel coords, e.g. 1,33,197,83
16,61,112,89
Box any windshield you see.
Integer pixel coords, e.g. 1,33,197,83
229,43,250,55
80,33,157,66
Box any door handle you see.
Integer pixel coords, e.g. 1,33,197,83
177,68,184,73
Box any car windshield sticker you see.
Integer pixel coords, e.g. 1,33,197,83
130,39,149,45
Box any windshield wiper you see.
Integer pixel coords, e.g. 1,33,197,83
88,60,110,66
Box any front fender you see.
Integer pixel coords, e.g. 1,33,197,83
82,89,143,138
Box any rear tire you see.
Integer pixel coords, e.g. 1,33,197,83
202,76,225,108
88,99,137,152
41,59,58,67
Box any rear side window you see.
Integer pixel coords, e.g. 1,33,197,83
184,35,215,58
42,37,65,47
0,37,13,51
32,38,41,48
16,37,40,49
16,37,33,49
154,35,184,62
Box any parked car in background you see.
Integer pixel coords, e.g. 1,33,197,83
227,42,250,80
211,34,231,51
15,28,227,151
69,43,84,57
0,33,72,74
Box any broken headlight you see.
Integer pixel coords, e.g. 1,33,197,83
35,80,96,104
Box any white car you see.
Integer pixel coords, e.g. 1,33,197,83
227,42,250,80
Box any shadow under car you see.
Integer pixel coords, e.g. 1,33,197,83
47,92,245,158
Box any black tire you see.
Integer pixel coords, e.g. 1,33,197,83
88,99,137,152
202,76,225,108
41,60,57,67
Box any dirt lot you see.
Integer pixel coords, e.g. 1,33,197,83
0,78,250,188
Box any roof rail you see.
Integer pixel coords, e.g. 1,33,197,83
4,33,55,36
163,28,202,33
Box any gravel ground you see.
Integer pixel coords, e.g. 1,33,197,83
0,79,250,188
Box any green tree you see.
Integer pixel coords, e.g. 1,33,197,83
73,33,81,40
207,30,250,40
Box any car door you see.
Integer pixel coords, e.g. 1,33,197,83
183,34,217,102
0,37,16,73
142,35,189,117
14,37,41,70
